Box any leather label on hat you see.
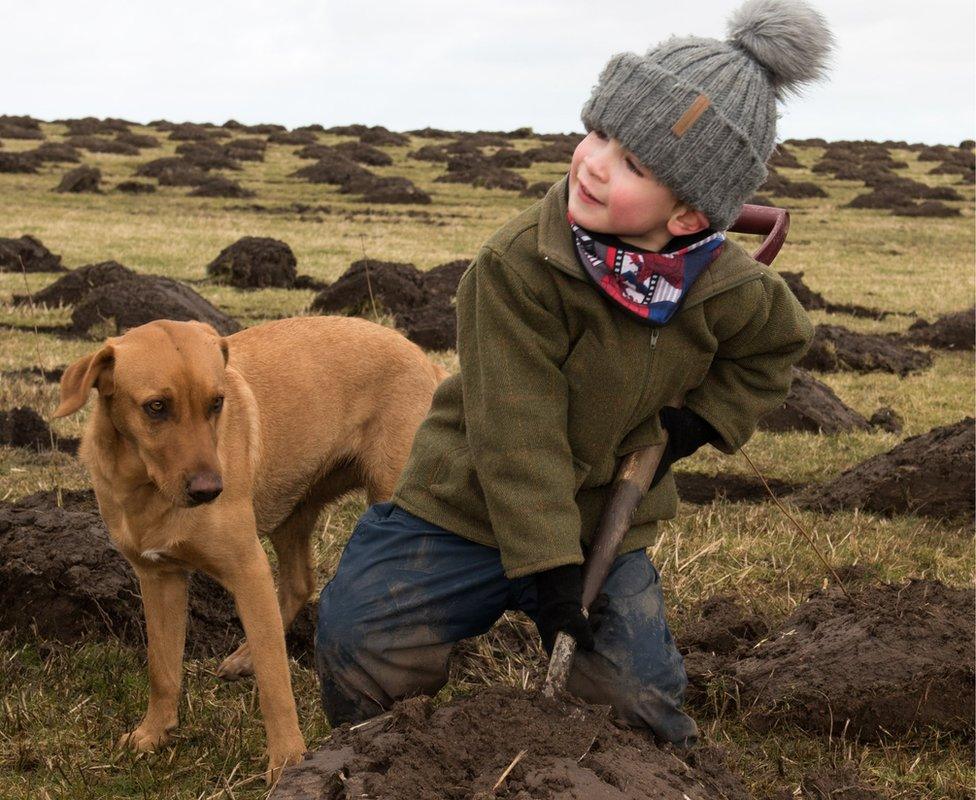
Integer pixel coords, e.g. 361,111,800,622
672,94,710,137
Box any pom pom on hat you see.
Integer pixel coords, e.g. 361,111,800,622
727,0,834,98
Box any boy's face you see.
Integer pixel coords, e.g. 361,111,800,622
568,131,700,251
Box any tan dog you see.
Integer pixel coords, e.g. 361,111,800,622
53,315,447,779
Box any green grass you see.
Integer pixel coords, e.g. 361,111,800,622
0,123,973,798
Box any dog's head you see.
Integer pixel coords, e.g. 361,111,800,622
54,319,231,508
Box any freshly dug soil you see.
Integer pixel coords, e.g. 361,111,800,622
799,324,932,375
29,142,81,163
0,490,316,660
394,300,456,351
797,417,975,521
64,136,139,156
523,142,577,163
206,237,297,288
758,368,870,434
760,172,827,198
55,165,101,193
771,763,884,800
779,271,887,319
423,258,469,297
892,200,960,217
904,307,974,350
730,579,975,739
188,176,255,198
674,471,800,504
13,260,135,306
268,130,319,145
175,142,242,171
1,365,64,383
134,156,199,178
491,148,533,169
333,140,393,166
408,144,450,163
157,164,211,187
115,131,160,149
272,688,749,800
115,180,156,194
0,234,64,272
0,406,78,453
358,126,409,147
868,405,904,433
341,175,431,204
70,274,241,337
435,164,527,191
291,154,372,185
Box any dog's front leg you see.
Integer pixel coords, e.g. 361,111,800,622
119,567,188,752
219,537,306,782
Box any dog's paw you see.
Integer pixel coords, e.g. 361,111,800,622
264,742,306,784
216,646,254,681
117,726,170,753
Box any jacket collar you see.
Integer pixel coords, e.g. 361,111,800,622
536,175,764,309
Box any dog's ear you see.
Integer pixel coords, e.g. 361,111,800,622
53,344,115,418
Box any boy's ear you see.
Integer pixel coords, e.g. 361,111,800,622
668,206,711,237
53,344,116,418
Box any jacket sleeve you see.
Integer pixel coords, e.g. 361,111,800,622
683,270,814,453
456,248,584,579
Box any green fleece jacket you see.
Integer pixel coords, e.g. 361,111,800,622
392,177,812,579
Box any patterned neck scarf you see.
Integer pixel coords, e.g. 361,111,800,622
569,213,726,326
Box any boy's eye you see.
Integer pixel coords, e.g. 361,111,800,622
593,130,608,140
625,158,645,177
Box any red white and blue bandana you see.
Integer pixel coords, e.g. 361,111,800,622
569,214,725,326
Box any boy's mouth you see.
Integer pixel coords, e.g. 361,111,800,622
577,181,602,205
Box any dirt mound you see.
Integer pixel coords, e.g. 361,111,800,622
905,307,974,350
0,122,44,140
291,153,372,185
340,174,431,204
770,763,884,800
55,165,101,193
797,418,975,520
63,117,131,136
70,274,241,337
115,131,160,149
115,180,156,193
408,144,450,162
333,140,393,166
188,176,255,198
730,579,974,739
768,145,802,169
523,141,577,163
65,135,139,155
758,368,870,434
310,258,460,350
799,324,932,375
157,164,211,187
491,148,534,169
0,152,39,173
294,143,338,160
13,260,135,306
674,471,799,504
868,405,904,433
174,142,242,171
435,162,527,191
893,200,960,217
224,138,266,161
760,172,827,198
272,688,749,800
1,365,64,383
29,142,82,163
780,271,889,320
0,489,316,660
167,123,229,142
268,130,319,145
206,237,298,288
0,406,77,453
0,234,64,272
358,126,409,146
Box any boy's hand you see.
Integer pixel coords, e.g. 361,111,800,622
650,406,720,488
535,564,606,652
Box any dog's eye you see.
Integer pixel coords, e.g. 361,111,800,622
211,396,224,413
143,399,167,418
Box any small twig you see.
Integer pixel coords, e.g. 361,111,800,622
739,446,855,604
359,234,380,321
492,749,527,793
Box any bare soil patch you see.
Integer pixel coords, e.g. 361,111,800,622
0,152,39,173
333,140,393,166
272,688,749,800
13,260,135,306
188,176,255,198
758,368,869,434
892,200,960,217
28,142,81,163
115,180,156,194
291,153,372,185
730,579,974,739
674,471,800,504
69,274,241,337
175,142,242,171
206,237,298,288
64,135,139,155
799,324,932,375
760,171,827,198
358,126,409,147
904,307,974,350
797,417,975,521
0,490,315,660
0,406,77,453
0,235,64,273
779,271,890,319
435,158,527,191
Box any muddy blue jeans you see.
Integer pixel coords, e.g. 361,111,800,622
315,502,697,745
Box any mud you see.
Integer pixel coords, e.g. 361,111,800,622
799,324,932,375
188,176,255,198
730,579,975,739
70,274,241,337
310,257,463,350
272,688,749,800
0,407,78,454
758,368,870,434
0,235,64,273
797,417,975,521
13,260,135,306
0,489,316,660
206,237,298,288
674,471,800,504
55,166,102,193
904,307,974,350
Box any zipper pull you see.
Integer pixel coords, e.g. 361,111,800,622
650,329,660,350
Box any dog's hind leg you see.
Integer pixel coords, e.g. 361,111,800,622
217,464,362,681
119,568,188,753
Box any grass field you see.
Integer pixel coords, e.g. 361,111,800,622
0,122,973,799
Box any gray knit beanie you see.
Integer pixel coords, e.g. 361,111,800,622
580,0,834,230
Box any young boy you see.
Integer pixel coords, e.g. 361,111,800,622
316,0,833,745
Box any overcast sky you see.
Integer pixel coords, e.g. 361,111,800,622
3,0,973,144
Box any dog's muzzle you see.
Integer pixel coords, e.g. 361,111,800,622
186,471,223,505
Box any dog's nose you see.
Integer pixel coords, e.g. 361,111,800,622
187,472,223,505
